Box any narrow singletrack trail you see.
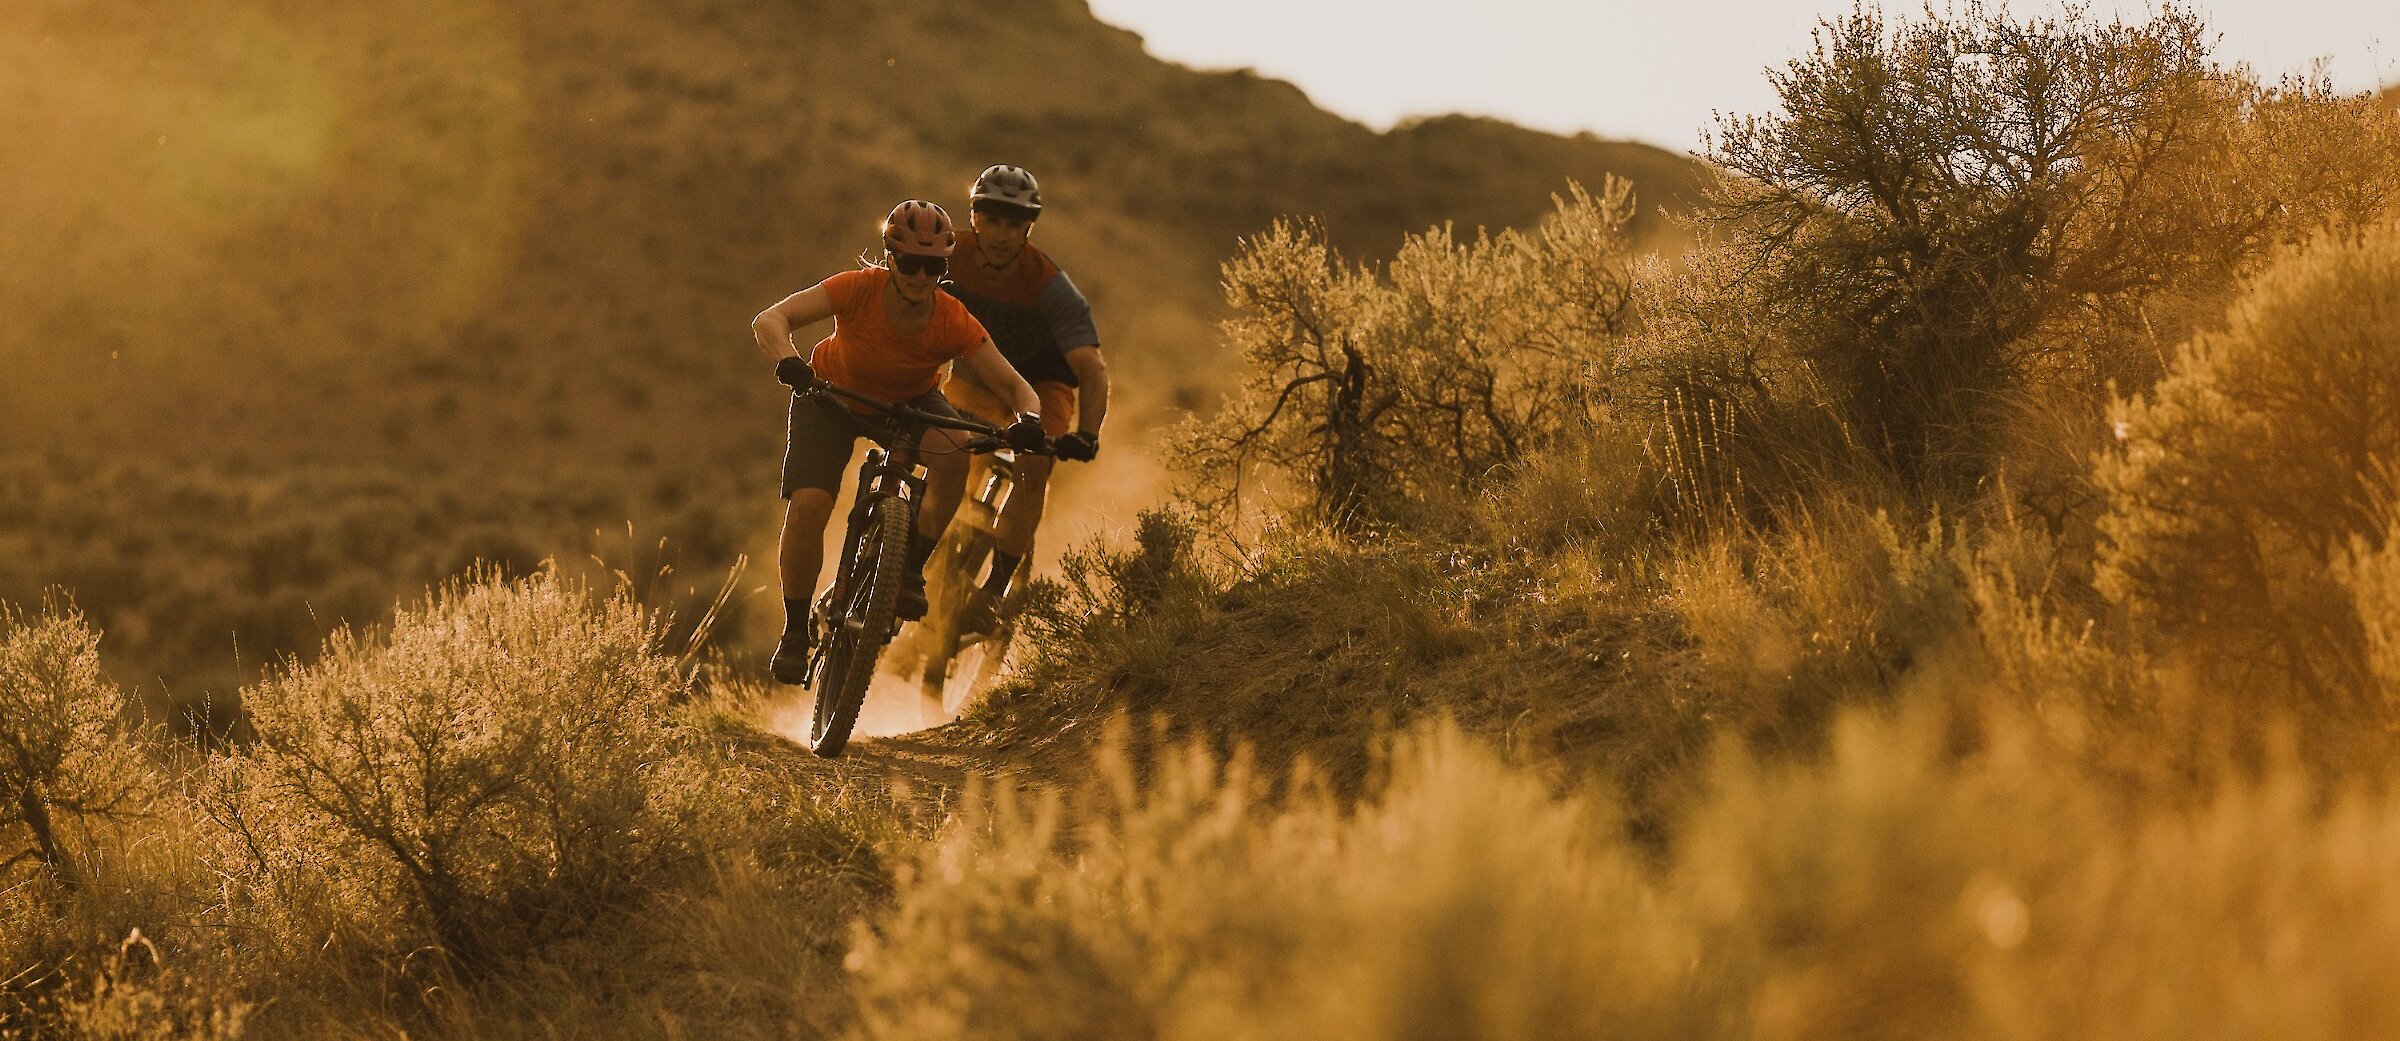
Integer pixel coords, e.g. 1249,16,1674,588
729,703,1042,826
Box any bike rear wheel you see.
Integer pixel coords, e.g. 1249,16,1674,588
918,527,993,705
937,617,1016,716
807,495,912,757
926,556,1029,717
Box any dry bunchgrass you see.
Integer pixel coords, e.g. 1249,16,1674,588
855,703,2400,1041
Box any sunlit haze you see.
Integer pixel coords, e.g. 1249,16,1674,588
1085,0,2400,150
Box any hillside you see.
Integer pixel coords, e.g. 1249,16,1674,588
0,0,1703,696
10,7,2400,1039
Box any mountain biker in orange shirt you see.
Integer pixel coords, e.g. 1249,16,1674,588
751,200,1046,684
940,166,1110,620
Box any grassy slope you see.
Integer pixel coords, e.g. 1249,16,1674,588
0,0,1703,692
8,30,2396,1041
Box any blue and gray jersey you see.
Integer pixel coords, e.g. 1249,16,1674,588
946,274,1099,387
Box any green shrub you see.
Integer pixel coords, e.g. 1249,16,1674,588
1699,6,2400,491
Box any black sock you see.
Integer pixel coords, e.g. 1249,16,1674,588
982,550,1023,598
784,597,809,632
906,531,939,577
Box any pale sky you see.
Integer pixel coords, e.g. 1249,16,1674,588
1085,0,2400,151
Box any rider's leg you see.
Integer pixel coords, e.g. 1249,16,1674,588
983,452,1052,596
779,490,837,606
774,396,858,680
981,380,1076,598
915,423,972,555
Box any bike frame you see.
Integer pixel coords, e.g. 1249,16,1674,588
788,379,1044,756
805,382,1014,624
823,441,927,610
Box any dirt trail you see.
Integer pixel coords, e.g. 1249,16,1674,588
744,677,1043,823
824,732,991,796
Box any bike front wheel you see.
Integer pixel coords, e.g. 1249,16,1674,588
807,495,912,757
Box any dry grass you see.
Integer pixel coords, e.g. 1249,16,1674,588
855,705,2400,1041
0,0,1701,704
8,6,2400,1039
2,576,902,1040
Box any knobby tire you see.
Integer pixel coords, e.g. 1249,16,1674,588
919,528,991,704
919,519,1023,717
808,496,911,757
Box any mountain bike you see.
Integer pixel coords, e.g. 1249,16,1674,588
916,451,1035,718
795,381,1042,757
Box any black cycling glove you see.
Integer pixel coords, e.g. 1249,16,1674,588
1004,415,1048,453
1054,431,1099,462
775,356,816,391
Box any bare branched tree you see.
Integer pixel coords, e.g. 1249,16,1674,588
1700,3,2400,492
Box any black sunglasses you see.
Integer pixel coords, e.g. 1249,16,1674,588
892,253,947,278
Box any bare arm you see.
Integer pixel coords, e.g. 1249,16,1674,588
751,284,836,362
1063,345,1108,436
960,339,1043,419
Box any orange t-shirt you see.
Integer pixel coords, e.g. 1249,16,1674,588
805,268,991,406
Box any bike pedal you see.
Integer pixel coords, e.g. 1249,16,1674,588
843,618,865,634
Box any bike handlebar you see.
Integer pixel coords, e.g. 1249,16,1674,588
803,380,1050,456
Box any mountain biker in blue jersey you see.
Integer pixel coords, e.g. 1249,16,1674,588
751,200,1046,684
938,165,1110,626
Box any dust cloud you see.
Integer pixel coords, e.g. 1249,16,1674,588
760,430,1175,742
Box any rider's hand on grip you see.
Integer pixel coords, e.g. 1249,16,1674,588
775,355,817,392
1005,414,1048,453
1054,431,1099,462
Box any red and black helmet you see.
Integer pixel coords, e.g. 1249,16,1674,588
883,199,957,257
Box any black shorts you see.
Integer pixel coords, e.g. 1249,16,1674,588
780,387,964,498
